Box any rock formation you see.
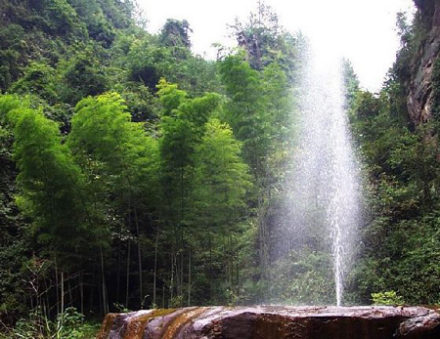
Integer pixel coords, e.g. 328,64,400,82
97,306,440,339
407,0,440,124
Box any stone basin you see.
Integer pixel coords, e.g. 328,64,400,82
97,306,440,339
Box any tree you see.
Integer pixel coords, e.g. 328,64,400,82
68,92,159,310
229,0,279,70
160,19,192,49
228,0,299,77
0,24,26,91
158,80,222,306
10,62,59,104
5,96,97,318
0,95,30,324
191,119,252,302
219,53,293,292
60,46,108,105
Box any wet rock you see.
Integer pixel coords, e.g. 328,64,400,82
97,306,440,339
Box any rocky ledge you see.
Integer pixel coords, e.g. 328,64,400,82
97,306,440,339
407,0,440,125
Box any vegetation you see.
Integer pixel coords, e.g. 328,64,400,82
371,291,405,306
344,1,440,306
1,0,439,337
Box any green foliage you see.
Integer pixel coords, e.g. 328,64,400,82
69,91,159,202
348,5,440,304
126,36,220,95
219,53,292,157
68,0,135,45
269,250,336,305
351,91,440,303
218,51,296,296
60,46,108,104
1,308,100,339
0,0,136,98
228,0,300,81
219,53,269,170
0,24,26,91
4,0,439,326
69,92,133,161
115,82,160,122
10,62,58,104
159,82,222,222
7,100,90,267
194,118,251,209
343,60,360,111
127,40,174,89
192,117,252,244
0,238,29,326
371,291,405,306
39,0,88,38
160,19,192,49
157,78,188,116
159,81,221,166
10,0,436,330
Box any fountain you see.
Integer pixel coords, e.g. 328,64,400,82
290,46,361,306
270,40,361,306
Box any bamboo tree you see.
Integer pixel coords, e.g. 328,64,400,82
158,79,222,304
68,92,159,310
153,226,159,307
219,54,292,292
6,101,93,317
192,118,252,297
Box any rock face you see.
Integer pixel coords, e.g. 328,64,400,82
407,0,440,125
97,306,440,339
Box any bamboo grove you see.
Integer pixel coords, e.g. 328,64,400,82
0,0,298,326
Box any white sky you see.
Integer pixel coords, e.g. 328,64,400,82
139,0,415,92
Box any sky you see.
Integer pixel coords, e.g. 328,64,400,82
139,0,415,92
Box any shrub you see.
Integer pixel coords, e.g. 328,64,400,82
371,291,405,306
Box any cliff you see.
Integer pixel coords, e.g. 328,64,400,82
407,0,440,124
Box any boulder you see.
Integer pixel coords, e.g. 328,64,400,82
97,306,440,339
